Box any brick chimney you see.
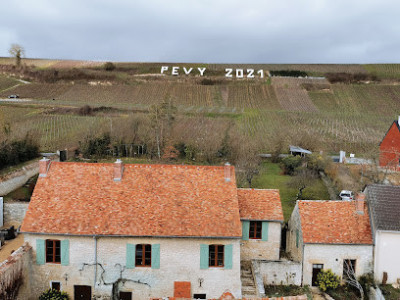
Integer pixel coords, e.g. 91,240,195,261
354,193,366,215
39,157,51,177
114,159,124,181
224,162,231,182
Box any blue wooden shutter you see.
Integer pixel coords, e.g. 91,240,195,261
151,244,160,269
61,239,69,266
36,239,45,265
261,222,269,241
126,244,135,269
242,221,250,240
200,244,209,269
224,244,233,269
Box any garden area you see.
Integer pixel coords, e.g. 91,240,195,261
264,285,312,299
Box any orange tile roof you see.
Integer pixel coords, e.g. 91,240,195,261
21,162,242,237
237,189,284,221
298,200,373,245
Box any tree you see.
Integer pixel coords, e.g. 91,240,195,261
288,169,317,200
9,44,25,67
343,260,365,300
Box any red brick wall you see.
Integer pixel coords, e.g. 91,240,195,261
380,122,400,170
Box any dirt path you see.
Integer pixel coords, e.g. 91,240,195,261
319,171,339,200
0,233,24,262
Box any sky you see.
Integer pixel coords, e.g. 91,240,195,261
1,0,400,64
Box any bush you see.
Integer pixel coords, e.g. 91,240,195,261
306,153,331,174
317,269,340,292
39,289,69,300
325,72,378,84
103,62,116,71
281,156,302,175
81,133,111,158
270,70,308,77
0,133,39,170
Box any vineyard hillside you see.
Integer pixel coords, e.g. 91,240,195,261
1,59,400,155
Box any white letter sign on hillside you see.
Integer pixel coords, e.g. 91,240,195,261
160,66,266,78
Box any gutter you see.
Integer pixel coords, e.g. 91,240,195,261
94,235,98,289
21,232,242,239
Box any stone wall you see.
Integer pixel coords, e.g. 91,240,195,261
23,234,242,300
241,222,281,261
0,243,33,300
303,244,373,286
0,160,39,196
3,202,29,225
286,203,303,262
252,259,302,290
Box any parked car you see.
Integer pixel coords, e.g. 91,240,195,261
8,94,19,99
339,190,354,201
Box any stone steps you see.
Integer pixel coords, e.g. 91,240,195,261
241,260,257,298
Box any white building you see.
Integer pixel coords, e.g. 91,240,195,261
367,184,400,284
287,198,373,286
20,159,284,299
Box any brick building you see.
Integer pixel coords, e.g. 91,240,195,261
379,117,400,170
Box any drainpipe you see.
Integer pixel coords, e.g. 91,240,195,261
94,236,98,289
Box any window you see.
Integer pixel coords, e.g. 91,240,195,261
46,240,61,263
343,259,356,280
51,281,61,291
209,245,224,267
249,221,262,239
296,229,299,248
193,294,206,299
135,244,151,267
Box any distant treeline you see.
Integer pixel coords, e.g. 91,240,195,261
270,70,308,77
325,72,379,84
0,134,39,170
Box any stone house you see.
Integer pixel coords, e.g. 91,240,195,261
237,189,283,261
366,184,400,284
20,159,283,300
286,198,373,286
379,117,400,170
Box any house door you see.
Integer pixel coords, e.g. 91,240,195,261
119,291,132,300
74,285,91,300
312,264,324,286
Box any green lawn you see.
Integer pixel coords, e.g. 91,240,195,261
252,162,330,220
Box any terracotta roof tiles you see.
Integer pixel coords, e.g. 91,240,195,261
21,162,242,238
237,189,284,221
298,200,373,245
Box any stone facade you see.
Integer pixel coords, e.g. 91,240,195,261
23,234,242,300
240,222,281,261
302,244,373,286
252,259,302,286
374,231,400,284
286,205,303,262
3,202,29,225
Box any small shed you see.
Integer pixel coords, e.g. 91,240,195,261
289,145,312,157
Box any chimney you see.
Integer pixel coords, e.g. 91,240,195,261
398,115,400,125
114,159,124,181
39,157,51,177
354,193,366,215
224,162,231,182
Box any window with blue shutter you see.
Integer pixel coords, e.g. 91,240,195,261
36,239,45,265
151,244,160,269
126,244,135,269
261,222,269,241
61,239,69,266
242,221,250,240
200,244,209,269
224,244,233,269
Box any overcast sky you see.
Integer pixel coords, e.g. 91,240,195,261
1,0,399,63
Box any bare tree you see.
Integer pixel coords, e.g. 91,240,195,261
9,44,25,67
343,259,364,300
288,169,317,200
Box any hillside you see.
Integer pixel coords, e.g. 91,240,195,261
0,58,399,155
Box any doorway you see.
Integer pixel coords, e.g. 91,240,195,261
119,291,132,300
74,285,91,300
312,264,324,286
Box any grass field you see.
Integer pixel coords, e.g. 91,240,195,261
252,162,330,220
